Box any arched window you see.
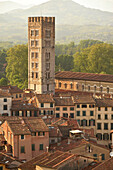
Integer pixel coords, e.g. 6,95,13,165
103,133,109,140
89,119,95,126
107,87,110,93
82,84,85,91
88,85,90,91
100,86,103,93
70,83,73,89
64,83,67,89
76,83,79,90
96,133,102,140
59,82,61,88
94,85,96,92
81,119,87,126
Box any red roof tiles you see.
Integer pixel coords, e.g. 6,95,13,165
55,71,113,83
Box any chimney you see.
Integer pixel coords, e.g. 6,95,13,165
46,146,49,152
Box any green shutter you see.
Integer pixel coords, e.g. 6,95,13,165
40,144,43,150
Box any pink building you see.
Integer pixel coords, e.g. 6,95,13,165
0,117,49,161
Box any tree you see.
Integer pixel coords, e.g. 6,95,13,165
0,78,8,85
6,44,28,89
73,43,113,74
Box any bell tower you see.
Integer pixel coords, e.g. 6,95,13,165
28,16,55,94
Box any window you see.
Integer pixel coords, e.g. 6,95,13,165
102,154,105,160
35,30,39,36
19,94,22,98
35,40,39,46
98,107,101,111
36,72,38,78
63,113,68,118
96,133,102,140
3,105,7,110
31,132,36,136
105,114,108,120
45,30,51,38
88,85,90,91
112,107,113,111
105,107,107,111
21,146,25,153
36,63,38,68
98,114,101,119
94,85,96,92
43,132,45,136
31,30,34,36
47,84,49,91
0,166,3,170
31,40,34,47
21,135,24,140
4,98,7,102
77,105,80,108
97,123,101,130
107,87,109,93
70,83,73,89
111,123,113,130
70,113,74,118
34,111,37,117
35,52,38,58
76,83,79,90
50,103,53,107
32,63,34,68
81,119,87,126
32,72,34,78
63,107,67,111
82,84,84,91
39,144,43,150
89,119,95,126
89,105,94,108
56,107,60,111
93,154,97,160
77,111,80,116
31,52,34,58
82,105,87,108
70,107,74,111
34,84,36,91
82,111,86,116
51,111,53,115
100,86,103,92
56,113,60,118
32,144,35,151
90,111,94,116
59,82,61,88
64,83,67,88
41,103,44,107
104,123,108,130
111,114,113,119
38,132,40,136
16,94,18,98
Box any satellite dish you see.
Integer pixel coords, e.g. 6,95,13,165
110,152,113,157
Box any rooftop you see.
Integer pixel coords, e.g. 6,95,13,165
54,96,74,106
19,151,76,170
3,117,49,135
96,98,113,107
36,94,55,103
55,71,113,83
0,85,23,94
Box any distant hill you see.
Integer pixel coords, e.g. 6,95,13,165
0,0,113,44
0,1,25,14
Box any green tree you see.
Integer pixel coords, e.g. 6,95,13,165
73,43,113,74
6,44,28,89
0,78,8,85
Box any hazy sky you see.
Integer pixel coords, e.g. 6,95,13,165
0,0,113,12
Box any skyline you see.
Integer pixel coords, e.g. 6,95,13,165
0,0,113,12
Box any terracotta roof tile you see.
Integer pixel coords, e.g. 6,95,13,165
93,157,113,170
55,71,113,83
54,96,74,106
36,94,55,103
4,117,49,135
96,98,113,107
0,85,23,93
0,90,12,97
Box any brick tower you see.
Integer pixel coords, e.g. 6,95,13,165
28,17,55,94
